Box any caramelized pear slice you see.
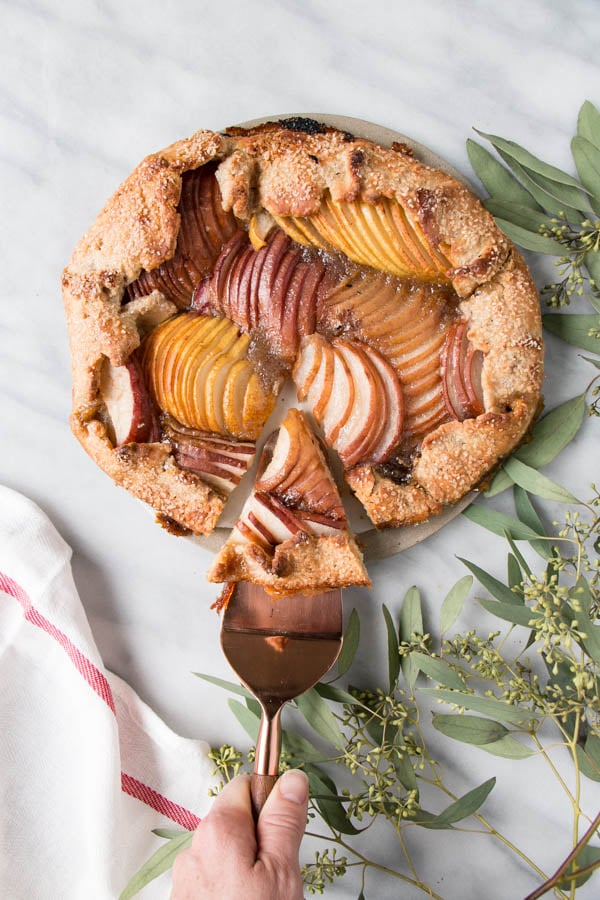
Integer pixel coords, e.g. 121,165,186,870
143,312,279,440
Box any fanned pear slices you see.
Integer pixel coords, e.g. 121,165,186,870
274,194,450,281
193,230,334,362
142,312,280,440
320,271,455,440
294,334,404,468
207,408,369,596
127,164,241,309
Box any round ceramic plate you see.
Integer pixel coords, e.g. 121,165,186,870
187,114,476,561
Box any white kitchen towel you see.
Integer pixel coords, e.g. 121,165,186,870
0,486,213,900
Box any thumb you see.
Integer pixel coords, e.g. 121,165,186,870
257,769,309,867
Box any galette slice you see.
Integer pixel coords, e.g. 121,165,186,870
207,408,370,597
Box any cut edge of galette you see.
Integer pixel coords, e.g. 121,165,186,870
207,408,370,597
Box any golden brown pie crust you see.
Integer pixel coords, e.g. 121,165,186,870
63,120,543,543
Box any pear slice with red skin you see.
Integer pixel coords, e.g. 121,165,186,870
100,356,159,447
441,320,484,421
333,342,381,468
293,509,345,536
237,516,273,551
293,334,323,400
366,348,404,462
256,422,298,492
322,346,354,445
307,338,335,422
250,492,304,543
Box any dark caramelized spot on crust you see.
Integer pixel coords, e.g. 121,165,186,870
375,460,413,485
277,117,328,135
155,513,193,536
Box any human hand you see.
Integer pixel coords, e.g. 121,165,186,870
170,769,309,899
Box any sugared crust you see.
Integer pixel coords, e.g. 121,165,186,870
345,466,442,528
63,119,542,537
208,532,370,598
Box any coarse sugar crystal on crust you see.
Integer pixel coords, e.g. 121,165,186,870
63,117,543,557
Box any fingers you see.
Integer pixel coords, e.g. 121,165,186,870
191,774,257,866
257,769,308,870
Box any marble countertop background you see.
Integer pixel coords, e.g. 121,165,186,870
2,0,600,897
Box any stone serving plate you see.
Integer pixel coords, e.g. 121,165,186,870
187,114,476,562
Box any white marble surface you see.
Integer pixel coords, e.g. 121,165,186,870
2,0,600,897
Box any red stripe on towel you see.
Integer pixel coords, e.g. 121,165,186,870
121,773,200,830
0,571,116,713
1,571,201,830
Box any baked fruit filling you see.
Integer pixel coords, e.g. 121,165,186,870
63,119,543,584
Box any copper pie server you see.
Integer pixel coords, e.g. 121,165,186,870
220,581,343,818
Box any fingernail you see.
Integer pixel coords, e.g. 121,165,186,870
279,769,308,804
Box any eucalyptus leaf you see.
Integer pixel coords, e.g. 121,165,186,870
478,734,535,759
393,733,419,792
507,553,523,590
484,468,514,497
440,575,473,633
496,151,586,223
558,845,600,889
504,532,533,576
228,698,260,742
578,100,600,151
432,713,508,746
411,652,465,689
477,597,540,628
543,314,600,354
419,777,496,828
422,688,540,724
246,696,261,718
381,604,400,691
582,354,600,369
119,831,193,900
493,218,565,255
411,809,455,830
282,728,329,764
584,733,600,771
458,556,522,605
151,828,188,840
581,618,600,664
576,744,600,783
466,139,541,207
571,136,600,215
306,768,361,835
475,129,589,191
315,682,361,707
462,505,551,559
483,199,555,232
505,458,582,504
584,250,600,295
337,608,360,676
569,575,593,615
296,689,346,750
514,485,545,535
399,587,423,691
193,673,251,699
513,394,586,470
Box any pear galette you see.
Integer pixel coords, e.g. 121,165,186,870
62,117,543,585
